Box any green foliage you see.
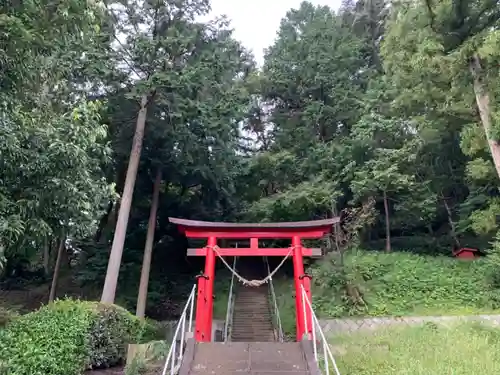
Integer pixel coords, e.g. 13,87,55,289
469,198,500,235
3,0,500,351
0,299,92,375
0,299,150,375
270,275,299,339
0,0,113,271
486,231,500,287
0,306,19,328
365,235,453,255
311,250,498,317
212,268,233,320
124,340,167,375
239,1,369,223
0,99,113,270
332,323,500,375
88,303,144,369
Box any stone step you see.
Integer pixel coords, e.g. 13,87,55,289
185,342,310,375
232,329,274,334
232,320,273,325
230,328,273,333
232,327,274,333
232,325,273,329
231,330,274,334
232,319,273,324
234,296,269,303
230,260,275,342
234,298,269,303
231,326,274,331
231,332,274,336
232,323,273,327
232,311,272,316
232,327,274,332
233,306,270,311
234,302,268,306
235,296,269,302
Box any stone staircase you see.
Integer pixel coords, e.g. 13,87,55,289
172,257,323,375
179,341,317,375
231,258,275,342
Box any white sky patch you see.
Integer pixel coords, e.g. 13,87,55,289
205,0,342,66
105,1,343,154
200,1,343,148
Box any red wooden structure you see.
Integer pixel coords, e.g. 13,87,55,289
169,217,338,342
452,247,483,259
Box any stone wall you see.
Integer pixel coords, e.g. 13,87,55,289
161,315,500,342
318,314,500,334
163,319,226,342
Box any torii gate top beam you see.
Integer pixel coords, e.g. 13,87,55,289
169,217,338,342
168,217,338,239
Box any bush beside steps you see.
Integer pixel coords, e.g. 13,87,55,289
0,306,19,328
0,298,160,375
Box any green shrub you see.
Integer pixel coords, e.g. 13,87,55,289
0,299,153,375
310,249,499,318
365,236,453,255
88,303,145,368
0,306,19,328
0,299,92,375
142,318,168,341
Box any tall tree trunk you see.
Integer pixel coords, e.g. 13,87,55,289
43,237,50,277
49,236,66,303
383,190,391,252
136,169,162,318
101,94,150,304
94,201,114,243
442,195,460,247
469,54,500,179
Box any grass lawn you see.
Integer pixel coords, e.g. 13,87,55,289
329,323,500,375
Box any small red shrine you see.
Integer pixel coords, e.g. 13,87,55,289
169,217,338,342
452,247,483,259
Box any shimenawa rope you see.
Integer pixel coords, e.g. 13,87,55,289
207,245,296,287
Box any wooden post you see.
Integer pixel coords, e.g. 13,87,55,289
194,237,216,342
194,274,207,341
292,236,305,341
204,236,216,342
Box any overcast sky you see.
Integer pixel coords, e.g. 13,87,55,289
207,0,342,65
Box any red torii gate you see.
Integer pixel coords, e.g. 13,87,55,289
169,217,338,342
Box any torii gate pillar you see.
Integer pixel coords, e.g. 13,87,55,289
169,217,338,342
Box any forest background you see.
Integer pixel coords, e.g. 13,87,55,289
2,0,500,322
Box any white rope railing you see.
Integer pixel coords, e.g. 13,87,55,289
224,256,238,341
209,245,294,287
300,284,341,375
264,256,284,342
161,284,197,375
